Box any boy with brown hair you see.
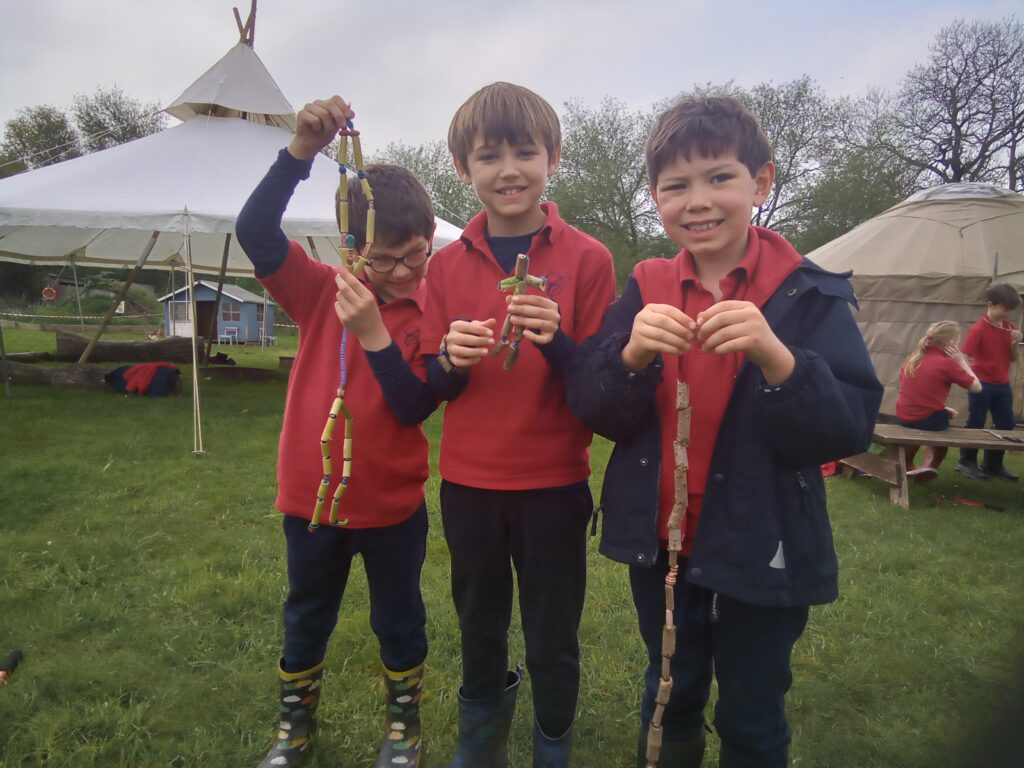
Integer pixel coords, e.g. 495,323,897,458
236,96,436,768
420,81,616,766
955,282,1023,481
568,96,882,766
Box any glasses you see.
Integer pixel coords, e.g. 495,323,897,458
366,246,430,274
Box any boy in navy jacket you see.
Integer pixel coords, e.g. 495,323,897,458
568,97,882,767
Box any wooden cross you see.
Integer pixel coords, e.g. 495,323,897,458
492,253,547,370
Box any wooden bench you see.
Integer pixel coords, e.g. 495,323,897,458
840,424,1024,509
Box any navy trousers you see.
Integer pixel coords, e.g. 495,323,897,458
281,501,428,673
961,382,1015,466
631,553,809,768
440,480,592,737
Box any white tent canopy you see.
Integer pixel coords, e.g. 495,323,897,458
808,183,1024,416
0,115,462,276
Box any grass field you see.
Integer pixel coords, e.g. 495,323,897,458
1,327,1023,767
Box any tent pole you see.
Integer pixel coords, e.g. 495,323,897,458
0,319,11,398
78,231,159,365
203,234,232,365
185,232,206,456
70,257,85,335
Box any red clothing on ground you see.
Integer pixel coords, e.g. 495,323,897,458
124,362,178,395
421,202,616,490
961,315,1018,385
633,226,802,555
894,345,976,422
260,241,428,528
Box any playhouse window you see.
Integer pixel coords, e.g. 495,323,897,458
171,301,190,322
223,302,240,321
256,304,265,323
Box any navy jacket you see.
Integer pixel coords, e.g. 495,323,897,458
568,258,883,607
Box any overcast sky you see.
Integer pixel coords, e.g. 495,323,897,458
0,0,1018,157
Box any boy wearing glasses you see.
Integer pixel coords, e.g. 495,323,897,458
236,96,435,768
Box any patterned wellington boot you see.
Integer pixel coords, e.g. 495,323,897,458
375,662,424,768
257,660,325,768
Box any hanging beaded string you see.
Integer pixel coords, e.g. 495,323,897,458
644,381,691,767
308,119,375,532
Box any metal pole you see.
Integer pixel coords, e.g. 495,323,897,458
184,231,206,456
0,319,11,398
78,231,160,365
70,257,85,335
203,234,232,365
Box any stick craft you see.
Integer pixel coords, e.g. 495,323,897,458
492,253,548,370
644,382,691,767
308,120,375,532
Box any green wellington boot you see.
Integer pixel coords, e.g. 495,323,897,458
533,718,574,767
446,668,522,768
636,722,706,768
375,662,424,768
257,660,325,768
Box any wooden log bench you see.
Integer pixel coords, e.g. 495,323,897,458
840,424,1024,509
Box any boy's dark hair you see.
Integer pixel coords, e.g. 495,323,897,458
338,164,434,250
448,82,561,171
645,96,773,187
986,282,1022,310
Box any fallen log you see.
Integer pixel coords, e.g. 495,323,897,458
55,328,195,363
3,351,54,362
0,360,107,390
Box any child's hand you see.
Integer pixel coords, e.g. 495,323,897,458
621,304,696,372
507,294,560,345
1011,329,1023,344
945,406,960,418
696,300,794,385
944,344,967,363
445,318,497,369
289,96,355,161
334,268,390,351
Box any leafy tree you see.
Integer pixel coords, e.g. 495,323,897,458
0,149,26,179
1,105,81,169
883,16,1024,189
72,86,166,153
547,97,672,285
371,140,479,227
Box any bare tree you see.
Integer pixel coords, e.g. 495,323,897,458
884,16,1024,189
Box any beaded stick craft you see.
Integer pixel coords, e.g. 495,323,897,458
643,381,691,767
491,253,548,370
307,120,375,532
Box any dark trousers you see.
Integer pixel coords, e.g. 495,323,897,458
631,554,809,768
440,481,592,737
961,382,1015,467
281,502,428,673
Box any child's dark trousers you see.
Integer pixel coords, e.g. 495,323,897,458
440,480,593,738
281,501,428,673
631,552,809,768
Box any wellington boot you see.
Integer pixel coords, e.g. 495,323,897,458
257,660,325,768
533,718,573,767
636,722,706,768
375,662,424,768
446,668,521,768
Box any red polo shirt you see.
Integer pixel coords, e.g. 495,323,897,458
961,315,1018,385
260,241,429,527
633,226,802,554
421,202,616,490
895,346,976,422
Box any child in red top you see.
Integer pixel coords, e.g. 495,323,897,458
421,82,615,765
895,320,980,479
236,97,435,768
955,283,1023,481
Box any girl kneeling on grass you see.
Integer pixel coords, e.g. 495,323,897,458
895,321,981,480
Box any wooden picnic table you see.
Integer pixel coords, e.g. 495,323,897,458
840,423,1024,509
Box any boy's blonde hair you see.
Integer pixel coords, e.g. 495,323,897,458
904,320,961,377
447,82,561,170
645,96,773,187
335,164,435,250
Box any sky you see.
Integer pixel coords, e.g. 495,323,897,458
0,0,1019,158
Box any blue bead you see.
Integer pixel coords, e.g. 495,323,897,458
345,119,354,129
356,170,366,179
338,164,347,173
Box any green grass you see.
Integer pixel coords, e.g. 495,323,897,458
1,328,1023,766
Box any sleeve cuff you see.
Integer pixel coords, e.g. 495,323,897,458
277,147,314,180
364,340,405,376
755,346,812,402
